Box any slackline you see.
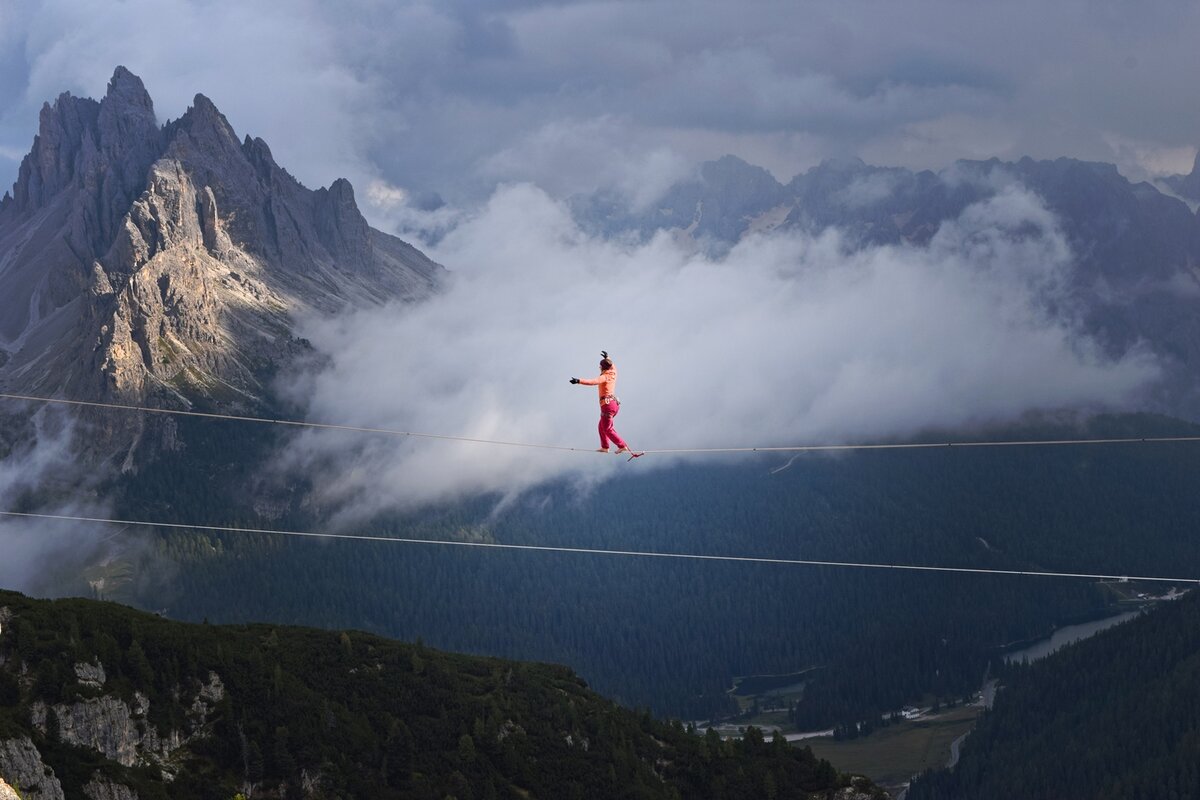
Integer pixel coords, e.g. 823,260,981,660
4,391,1200,456
2,510,1196,585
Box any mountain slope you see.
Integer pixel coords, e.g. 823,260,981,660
907,588,1200,800
0,67,441,466
0,589,882,800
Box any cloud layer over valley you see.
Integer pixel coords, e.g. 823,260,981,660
0,411,115,593
279,183,1159,517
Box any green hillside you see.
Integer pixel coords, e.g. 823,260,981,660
0,589,881,800
908,588,1200,799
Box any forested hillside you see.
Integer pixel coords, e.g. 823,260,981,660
907,588,1200,799
0,589,882,800
77,411,1200,726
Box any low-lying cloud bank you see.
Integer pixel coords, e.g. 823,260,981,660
0,412,114,593
278,183,1158,518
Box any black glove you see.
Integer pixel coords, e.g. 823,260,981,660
600,350,608,359
570,377,580,384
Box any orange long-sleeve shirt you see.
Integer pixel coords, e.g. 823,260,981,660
579,367,617,402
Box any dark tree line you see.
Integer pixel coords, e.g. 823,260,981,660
908,588,1200,800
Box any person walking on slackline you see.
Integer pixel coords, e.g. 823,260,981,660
570,351,639,456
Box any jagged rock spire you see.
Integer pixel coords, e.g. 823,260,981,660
0,65,442,448
9,91,99,212
1163,146,1200,201
103,66,154,115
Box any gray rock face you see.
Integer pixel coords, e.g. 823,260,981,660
8,93,100,213
84,775,139,800
190,671,225,719
0,737,65,800
0,66,443,466
33,673,224,773
74,658,107,688
1164,148,1200,201
49,695,180,768
0,777,22,800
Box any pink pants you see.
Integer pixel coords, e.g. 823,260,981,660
599,400,628,450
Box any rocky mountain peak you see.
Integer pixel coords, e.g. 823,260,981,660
7,91,99,213
186,93,227,126
700,154,784,193
0,67,443,466
814,156,869,173
1159,149,1200,202
94,68,163,251
103,66,154,116
169,93,241,158
240,134,279,182
314,177,372,272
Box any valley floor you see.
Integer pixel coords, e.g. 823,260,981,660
804,706,982,794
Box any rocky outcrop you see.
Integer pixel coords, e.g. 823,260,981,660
189,671,225,721
42,695,181,768
0,735,138,800
83,775,139,800
0,736,64,800
0,777,21,800
831,787,886,800
74,658,107,688
0,66,443,467
27,670,224,774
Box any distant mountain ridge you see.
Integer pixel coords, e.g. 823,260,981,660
0,67,441,466
1163,149,1200,202
571,151,1200,418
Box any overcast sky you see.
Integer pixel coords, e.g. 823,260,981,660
2,0,1199,216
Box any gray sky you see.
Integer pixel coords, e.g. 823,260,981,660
2,0,1199,216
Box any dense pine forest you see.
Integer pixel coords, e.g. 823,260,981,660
907,587,1200,799
56,410,1197,729
0,588,883,800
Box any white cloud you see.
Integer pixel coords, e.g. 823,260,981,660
481,116,694,209
0,410,114,594
276,182,1158,518
1099,134,1197,181
365,180,410,209
832,171,902,209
